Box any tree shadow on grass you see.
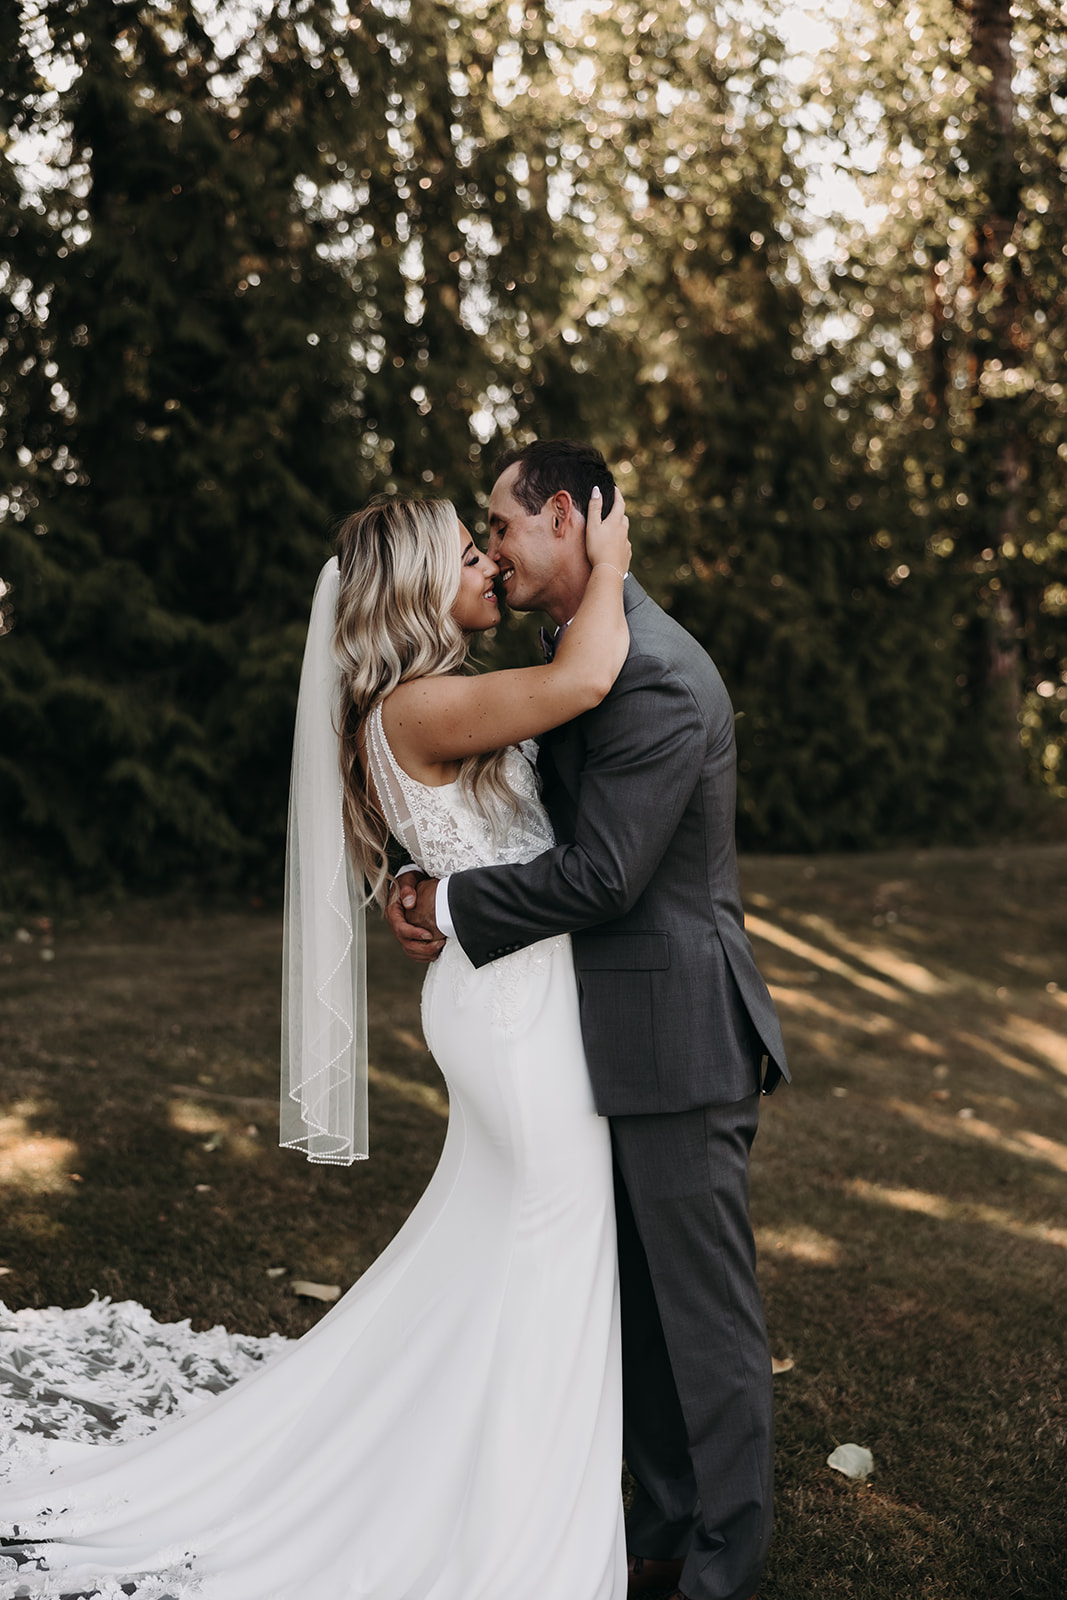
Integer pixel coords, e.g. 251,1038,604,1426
0,848,1064,1598
741,844,1067,1600
0,904,445,1339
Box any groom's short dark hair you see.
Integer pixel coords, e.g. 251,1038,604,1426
494,439,617,519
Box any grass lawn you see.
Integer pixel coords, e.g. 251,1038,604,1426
1,844,1065,1598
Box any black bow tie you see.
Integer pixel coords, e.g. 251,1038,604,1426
539,626,557,663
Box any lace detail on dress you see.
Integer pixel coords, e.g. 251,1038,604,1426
0,1298,287,1470
0,1299,290,1597
0,1567,207,1599
366,701,566,1028
365,701,554,878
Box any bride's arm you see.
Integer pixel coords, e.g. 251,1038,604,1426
383,489,631,768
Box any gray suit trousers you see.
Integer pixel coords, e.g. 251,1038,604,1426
612,1094,773,1600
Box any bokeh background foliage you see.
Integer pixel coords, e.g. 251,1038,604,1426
1,0,1065,896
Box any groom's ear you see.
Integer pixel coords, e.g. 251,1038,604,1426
549,490,577,535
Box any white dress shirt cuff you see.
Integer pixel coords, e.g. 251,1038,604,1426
435,876,456,940
394,862,421,878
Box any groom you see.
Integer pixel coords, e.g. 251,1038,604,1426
388,440,789,1600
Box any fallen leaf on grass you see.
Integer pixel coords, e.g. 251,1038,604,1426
827,1443,874,1479
265,1267,287,1279
291,1280,341,1303
201,1131,224,1152
0,1266,12,1277
771,1356,795,1375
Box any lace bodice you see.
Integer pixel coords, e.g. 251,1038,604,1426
365,700,556,878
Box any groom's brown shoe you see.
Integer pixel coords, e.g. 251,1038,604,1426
627,1555,685,1596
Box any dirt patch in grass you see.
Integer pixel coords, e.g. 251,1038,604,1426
1,844,1065,1598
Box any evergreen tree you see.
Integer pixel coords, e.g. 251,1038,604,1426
2,0,1063,898
0,0,550,893
811,0,1067,819
2,1,366,891
479,0,974,846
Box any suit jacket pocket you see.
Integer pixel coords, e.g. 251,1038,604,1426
577,970,658,1104
573,931,671,971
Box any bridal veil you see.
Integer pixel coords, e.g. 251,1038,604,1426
280,556,368,1164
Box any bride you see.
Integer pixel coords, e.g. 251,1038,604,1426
0,484,632,1599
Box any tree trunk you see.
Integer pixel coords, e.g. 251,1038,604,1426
959,0,1028,807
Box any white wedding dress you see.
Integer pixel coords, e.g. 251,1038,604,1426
0,707,625,1600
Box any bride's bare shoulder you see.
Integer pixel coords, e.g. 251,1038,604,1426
378,674,462,728
377,677,464,785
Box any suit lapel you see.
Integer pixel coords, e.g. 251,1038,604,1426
535,581,649,822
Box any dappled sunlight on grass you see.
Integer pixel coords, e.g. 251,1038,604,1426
1016,1129,1067,1167
887,1097,1067,1176
168,1098,224,1135
767,985,897,1035
165,1096,266,1163
844,1177,1067,1250
741,848,1066,1597
748,859,1067,1130
390,1025,430,1057
0,1102,78,1194
0,904,449,1335
754,1224,843,1266
746,913,899,1002
0,850,1064,1599
792,913,951,996
897,1030,943,1057
953,1029,1048,1083
368,1064,448,1119
999,1014,1067,1078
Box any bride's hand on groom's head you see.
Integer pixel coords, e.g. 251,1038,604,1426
386,876,445,963
585,485,630,578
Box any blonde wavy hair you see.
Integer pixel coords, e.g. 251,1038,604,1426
334,494,520,907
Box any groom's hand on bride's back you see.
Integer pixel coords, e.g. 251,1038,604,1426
386,875,446,963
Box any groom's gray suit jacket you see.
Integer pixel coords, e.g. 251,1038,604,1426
449,580,788,1114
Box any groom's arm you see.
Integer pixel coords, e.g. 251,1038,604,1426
443,653,715,968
